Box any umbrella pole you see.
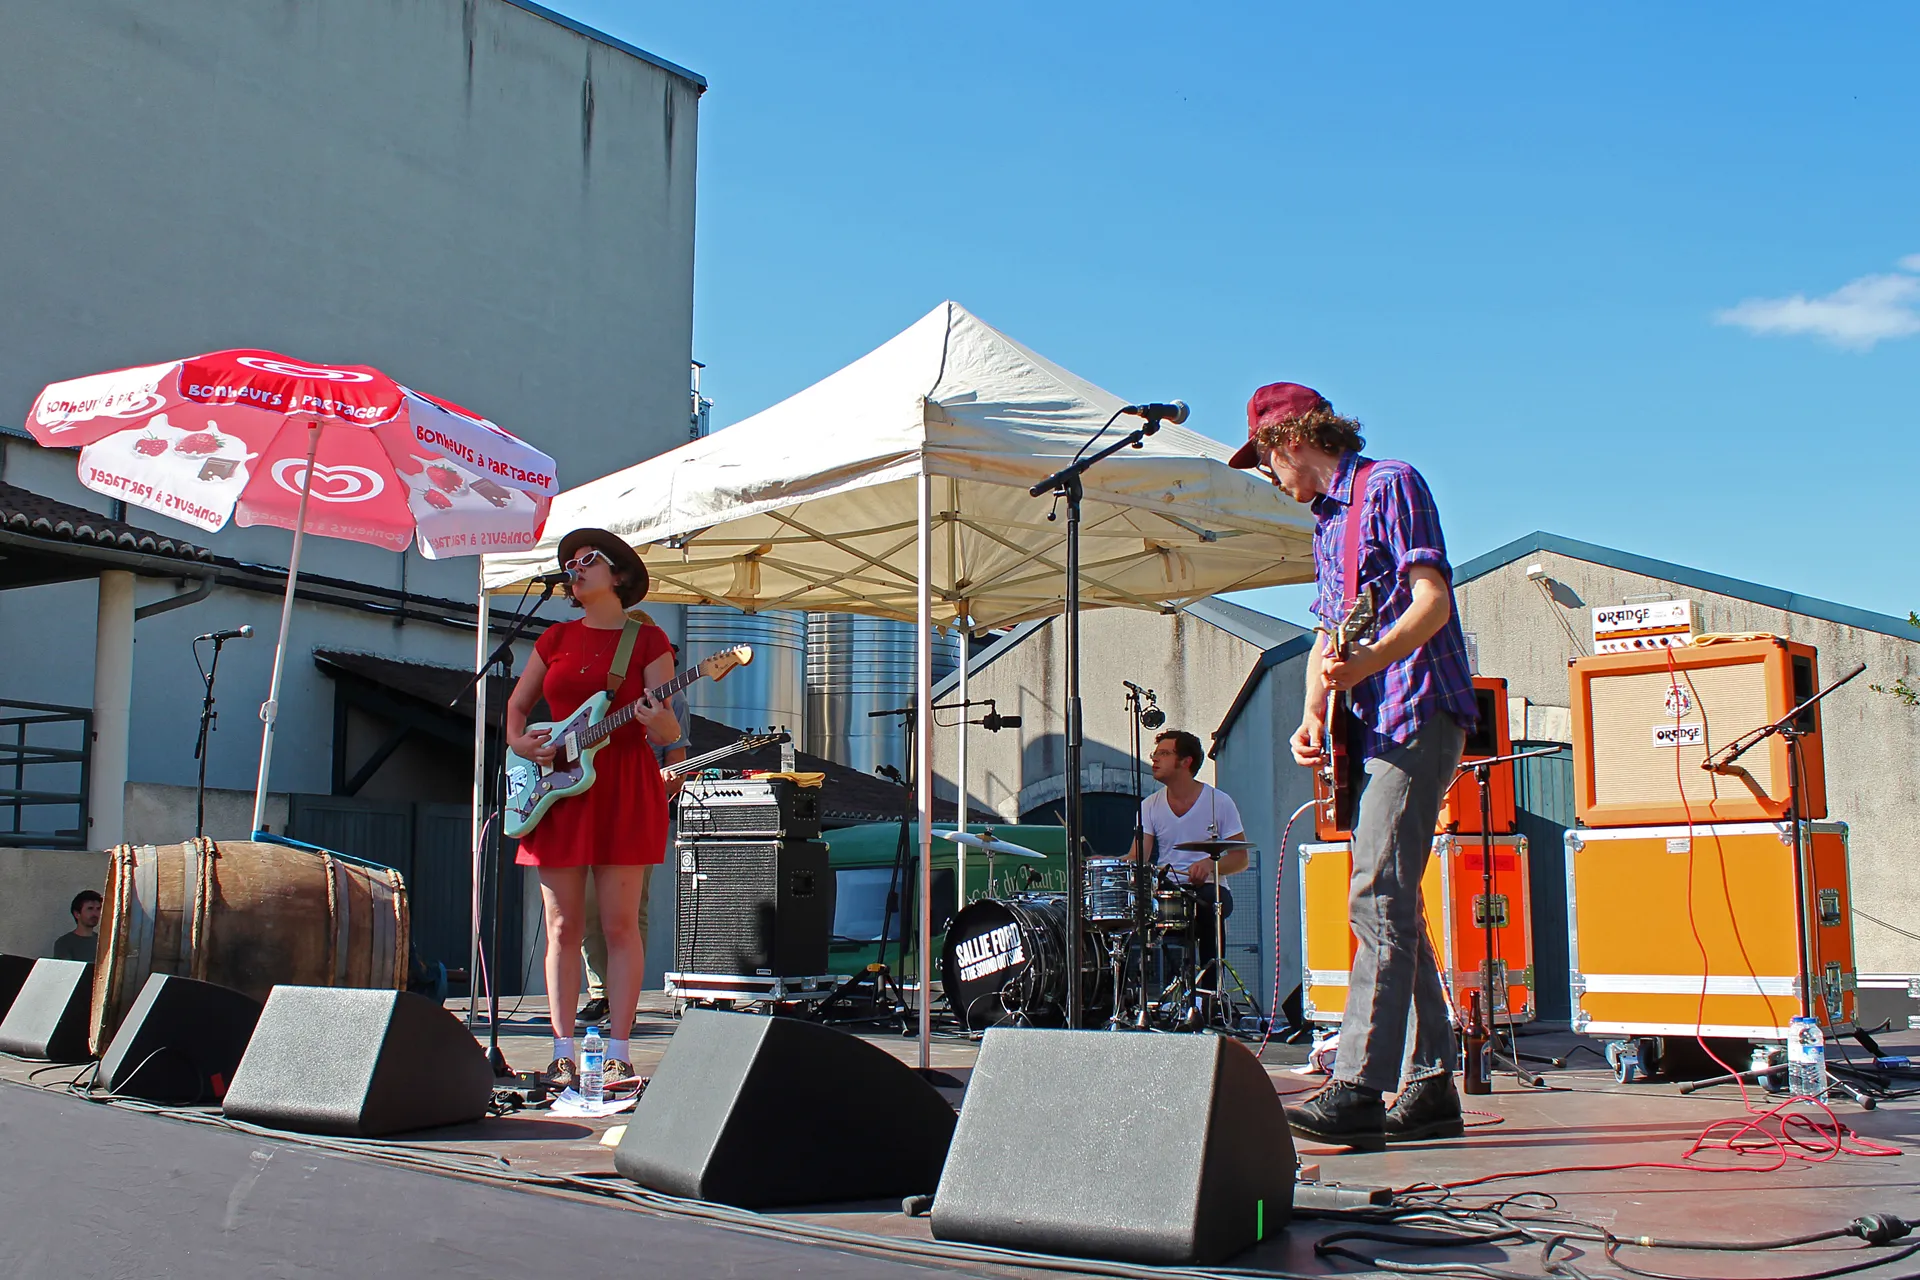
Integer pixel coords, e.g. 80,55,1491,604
251,423,321,835
469,581,490,1030
916,472,934,1071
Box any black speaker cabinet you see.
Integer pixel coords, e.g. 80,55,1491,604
615,1009,955,1208
675,838,832,977
0,953,34,1021
0,959,93,1062
222,987,493,1137
932,1028,1294,1265
98,974,262,1103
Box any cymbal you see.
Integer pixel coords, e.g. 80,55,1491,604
940,830,1046,860
1172,839,1256,855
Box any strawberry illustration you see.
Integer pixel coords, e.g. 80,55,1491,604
426,464,464,493
133,436,168,457
175,431,223,455
422,489,453,510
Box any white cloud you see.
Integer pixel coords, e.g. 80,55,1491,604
1716,257,1920,350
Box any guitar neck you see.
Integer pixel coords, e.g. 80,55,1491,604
582,666,701,747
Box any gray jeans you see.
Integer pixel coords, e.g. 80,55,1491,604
1336,712,1467,1092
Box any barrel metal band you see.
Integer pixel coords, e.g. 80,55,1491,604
330,855,353,986
177,839,202,979
369,869,398,988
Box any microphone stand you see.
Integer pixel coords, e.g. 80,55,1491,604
448,579,559,1077
1703,663,1866,1029
1031,416,1164,1028
1121,681,1159,1029
191,635,236,840
1458,744,1563,1088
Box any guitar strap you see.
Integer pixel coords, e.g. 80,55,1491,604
606,617,643,694
1339,459,1377,612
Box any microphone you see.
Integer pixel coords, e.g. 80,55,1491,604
982,709,1022,733
1121,401,1189,425
196,626,253,642
530,569,573,587
1141,703,1166,730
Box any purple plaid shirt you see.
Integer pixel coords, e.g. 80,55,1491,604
1308,452,1479,760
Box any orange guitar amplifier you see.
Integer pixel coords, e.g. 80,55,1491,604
1565,822,1855,1038
1437,677,1516,835
1299,833,1534,1026
1569,636,1825,828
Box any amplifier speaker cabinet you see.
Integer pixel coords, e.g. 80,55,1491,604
1301,833,1534,1026
1569,637,1825,827
675,838,833,977
1566,822,1854,1037
1437,677,1516,835
678,776,821,840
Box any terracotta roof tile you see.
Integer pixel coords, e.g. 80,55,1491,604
0,481,214,563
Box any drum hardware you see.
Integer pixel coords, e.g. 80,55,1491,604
1174,840,1256,1034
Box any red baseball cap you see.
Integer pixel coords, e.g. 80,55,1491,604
1229,382,1330,469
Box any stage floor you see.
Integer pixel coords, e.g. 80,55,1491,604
4,996,1918,1279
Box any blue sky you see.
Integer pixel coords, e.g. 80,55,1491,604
567,2,1918,624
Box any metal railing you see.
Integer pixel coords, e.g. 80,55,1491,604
0,699,91,849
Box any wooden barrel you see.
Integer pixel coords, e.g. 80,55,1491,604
90,838,409,1056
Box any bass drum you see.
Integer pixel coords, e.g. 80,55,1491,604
941,894,1107,1032
90,838,409,1056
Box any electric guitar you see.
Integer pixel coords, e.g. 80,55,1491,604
1313,585,1378,837
503,645,751,839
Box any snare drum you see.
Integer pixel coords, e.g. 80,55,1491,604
1082,857,1140,927
1151,885,1196,932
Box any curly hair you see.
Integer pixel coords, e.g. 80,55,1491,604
1255,405,1366,457
1155,729,1206,777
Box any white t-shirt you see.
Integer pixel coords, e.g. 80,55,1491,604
1141,784,1245,877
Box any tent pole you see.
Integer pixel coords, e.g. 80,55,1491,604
916,471,934,1070
251,422,321,835
955,609,969,910
469,579,490,1030
1062,472,1085,1029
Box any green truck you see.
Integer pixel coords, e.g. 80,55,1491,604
823,821,1069,980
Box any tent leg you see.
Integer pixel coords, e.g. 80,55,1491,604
251,423,321,835
469,581,490,1030
955,611,968,910
916,472,934,1071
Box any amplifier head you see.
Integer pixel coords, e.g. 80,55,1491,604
1569,637,1824,827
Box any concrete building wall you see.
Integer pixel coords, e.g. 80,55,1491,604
1457,550,1920,974
930,609,1285,825
0,0,698,802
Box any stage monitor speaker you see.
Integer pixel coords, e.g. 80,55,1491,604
221,987,493,1137
675,838,832,977
1570,636,1825,827
0,953,34,1022
0,959,93,1062
932,1028,1294,1266
615,1008,954,1208
98,974,262,1103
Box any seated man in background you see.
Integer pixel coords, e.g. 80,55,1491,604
53,889,101,963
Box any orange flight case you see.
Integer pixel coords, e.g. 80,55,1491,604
1565,821,1855,1038
1300,832,1535,1027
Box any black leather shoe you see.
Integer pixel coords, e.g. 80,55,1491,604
1385,1071,1465,1142
1285,1080,1386,1152
576,998,609,1025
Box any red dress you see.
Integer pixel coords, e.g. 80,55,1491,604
515,619,671,869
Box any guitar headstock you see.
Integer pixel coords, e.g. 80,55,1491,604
700,645,753,681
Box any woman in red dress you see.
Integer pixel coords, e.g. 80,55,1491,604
506,528,677,1086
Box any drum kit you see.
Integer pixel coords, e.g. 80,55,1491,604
939,829,1258,1035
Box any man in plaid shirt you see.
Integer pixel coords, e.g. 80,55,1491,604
1231,382,1480,1151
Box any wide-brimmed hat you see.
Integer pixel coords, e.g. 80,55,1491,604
1228,381,1331,469
557,527,649,607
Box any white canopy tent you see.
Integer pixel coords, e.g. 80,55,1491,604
480,301,1317,1060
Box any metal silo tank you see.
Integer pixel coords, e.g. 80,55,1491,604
683,606,806,739
805,614,960,775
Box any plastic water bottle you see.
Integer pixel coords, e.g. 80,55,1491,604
1787,1016,1826,1098
580,1025,606,1105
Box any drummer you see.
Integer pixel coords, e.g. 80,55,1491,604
1125,729,1248,956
